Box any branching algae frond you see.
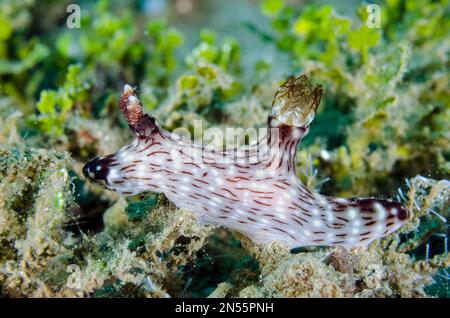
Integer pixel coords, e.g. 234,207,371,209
83,75,410,249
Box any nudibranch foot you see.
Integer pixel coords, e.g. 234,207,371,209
83,75,410,249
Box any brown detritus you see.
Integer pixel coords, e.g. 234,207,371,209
327,247,352,274
326,247,355,296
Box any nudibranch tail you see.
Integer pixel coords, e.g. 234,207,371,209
83,75,410,249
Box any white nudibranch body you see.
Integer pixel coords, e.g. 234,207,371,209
83,75,410,249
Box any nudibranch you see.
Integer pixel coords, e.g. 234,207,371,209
83,75,410,249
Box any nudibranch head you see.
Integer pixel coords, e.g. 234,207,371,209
83,85,163,193
83,75,410,249
83,155,114,187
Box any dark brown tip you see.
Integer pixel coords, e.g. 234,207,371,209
273,75,324,113
397,205,409,220
349,198,410,221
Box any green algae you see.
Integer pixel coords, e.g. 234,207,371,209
125,195,159,222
